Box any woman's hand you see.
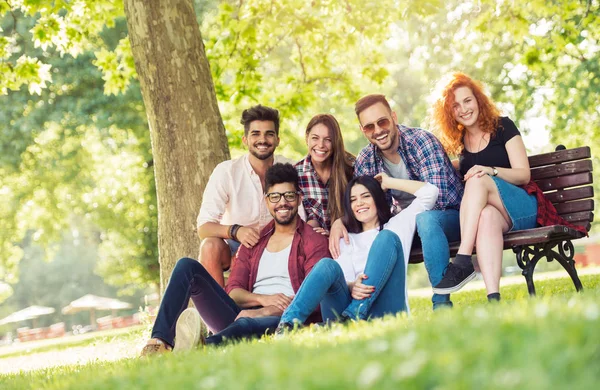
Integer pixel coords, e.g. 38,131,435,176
374,172,390,191
329,218,349,259
351,273,375,300
463,165,493,181
313,227,329,236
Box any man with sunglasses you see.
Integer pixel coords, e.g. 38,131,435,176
197,105,299,287
141,163,329,355
329,94,464,310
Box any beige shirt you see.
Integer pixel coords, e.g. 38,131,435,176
197,154,302,231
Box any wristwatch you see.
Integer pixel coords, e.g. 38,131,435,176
491,167,498,176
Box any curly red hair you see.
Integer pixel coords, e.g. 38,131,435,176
431,73,500,156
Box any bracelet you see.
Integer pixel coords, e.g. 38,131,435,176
231,224,241,242
227,224,235,239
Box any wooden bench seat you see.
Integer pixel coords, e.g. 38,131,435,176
409,145,594,295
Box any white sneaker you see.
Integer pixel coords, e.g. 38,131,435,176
173,308,206,352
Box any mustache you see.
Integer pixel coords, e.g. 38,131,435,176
275,206,292,211
254,142,272,147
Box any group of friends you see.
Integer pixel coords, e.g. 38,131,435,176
140,73,574,356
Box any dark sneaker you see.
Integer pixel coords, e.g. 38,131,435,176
173,308,206,352
432,263,476,294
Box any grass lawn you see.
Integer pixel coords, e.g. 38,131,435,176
1,274,599,389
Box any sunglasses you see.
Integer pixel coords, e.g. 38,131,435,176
362,118,392,133
265,191,300,203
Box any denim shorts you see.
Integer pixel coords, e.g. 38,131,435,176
491,176,537,232
225,239,241,257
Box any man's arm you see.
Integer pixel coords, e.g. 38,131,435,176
229,289,292,311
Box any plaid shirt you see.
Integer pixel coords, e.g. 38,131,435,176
354,125,463,211
295,156,330,230
523,181,587,235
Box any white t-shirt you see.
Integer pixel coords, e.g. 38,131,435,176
336,183,439,311
252,244,295,297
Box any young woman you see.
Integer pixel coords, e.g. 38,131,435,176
430,72,537,301
295,114,355,234
276,174,438,329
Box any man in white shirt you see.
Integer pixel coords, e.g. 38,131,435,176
197,104,289,286
197,105,293,286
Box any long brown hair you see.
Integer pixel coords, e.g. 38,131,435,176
305,114,354,224
431,73,500,156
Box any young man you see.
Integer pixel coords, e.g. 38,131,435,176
329,94,464,310
141,164,329,355
197,105,295,287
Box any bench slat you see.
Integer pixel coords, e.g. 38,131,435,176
530,160,592,180
561,211,594,223
528,146,591,168
535,172,593,191
554,199,595,215
544,186,595,203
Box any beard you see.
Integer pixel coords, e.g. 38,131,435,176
272,206,297,225
249,143,275,160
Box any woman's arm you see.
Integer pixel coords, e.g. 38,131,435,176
375,173,426,195
463,136,530,185
451,159,460,170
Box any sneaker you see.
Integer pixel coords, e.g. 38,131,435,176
432,263,476,294
173,308,206,352
140,338,171,357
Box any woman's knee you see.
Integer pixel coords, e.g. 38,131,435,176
478,205,503,231
376,229,400,244
313,257,340,274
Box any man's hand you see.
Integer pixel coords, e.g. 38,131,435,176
351,273,375,300
236,226,260,248
256,293,293,312
234,305,284,321
328,218,348,259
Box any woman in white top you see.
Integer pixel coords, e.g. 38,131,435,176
276,174,438,329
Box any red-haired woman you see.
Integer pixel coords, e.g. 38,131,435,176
295,114,355,234
430,73,537,301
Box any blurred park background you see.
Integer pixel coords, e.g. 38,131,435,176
1,0,599,356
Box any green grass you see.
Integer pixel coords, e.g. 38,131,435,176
2,274,600,389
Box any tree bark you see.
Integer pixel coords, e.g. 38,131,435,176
123,0,230,293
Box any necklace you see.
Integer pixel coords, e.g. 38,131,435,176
467,131,487,166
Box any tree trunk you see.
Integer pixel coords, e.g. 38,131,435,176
123,0,230,293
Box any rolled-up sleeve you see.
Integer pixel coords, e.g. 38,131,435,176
197,162,230,228
225,245,252,294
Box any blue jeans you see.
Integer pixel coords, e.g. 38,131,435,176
280,230,407,324
151,257,279,347
416,209,461,309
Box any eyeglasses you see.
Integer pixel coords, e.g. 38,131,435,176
265,191,300,203
362,118,392,133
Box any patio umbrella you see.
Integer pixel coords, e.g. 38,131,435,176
62,294,133,327
0,305,56,327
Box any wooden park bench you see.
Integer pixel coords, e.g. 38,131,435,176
409,145,594,295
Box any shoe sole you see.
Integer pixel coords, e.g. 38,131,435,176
432,271,477,295
173,308,205,352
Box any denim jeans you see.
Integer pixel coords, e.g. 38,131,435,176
151,257,278,347
415,209,461,309
280,229,407,324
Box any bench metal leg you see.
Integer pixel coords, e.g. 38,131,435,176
513,245,545,296
513,240,583,296
547,240,584,292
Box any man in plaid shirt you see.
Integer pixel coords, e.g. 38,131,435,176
329,94,464,310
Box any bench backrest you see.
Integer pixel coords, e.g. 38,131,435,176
528,146,594,232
